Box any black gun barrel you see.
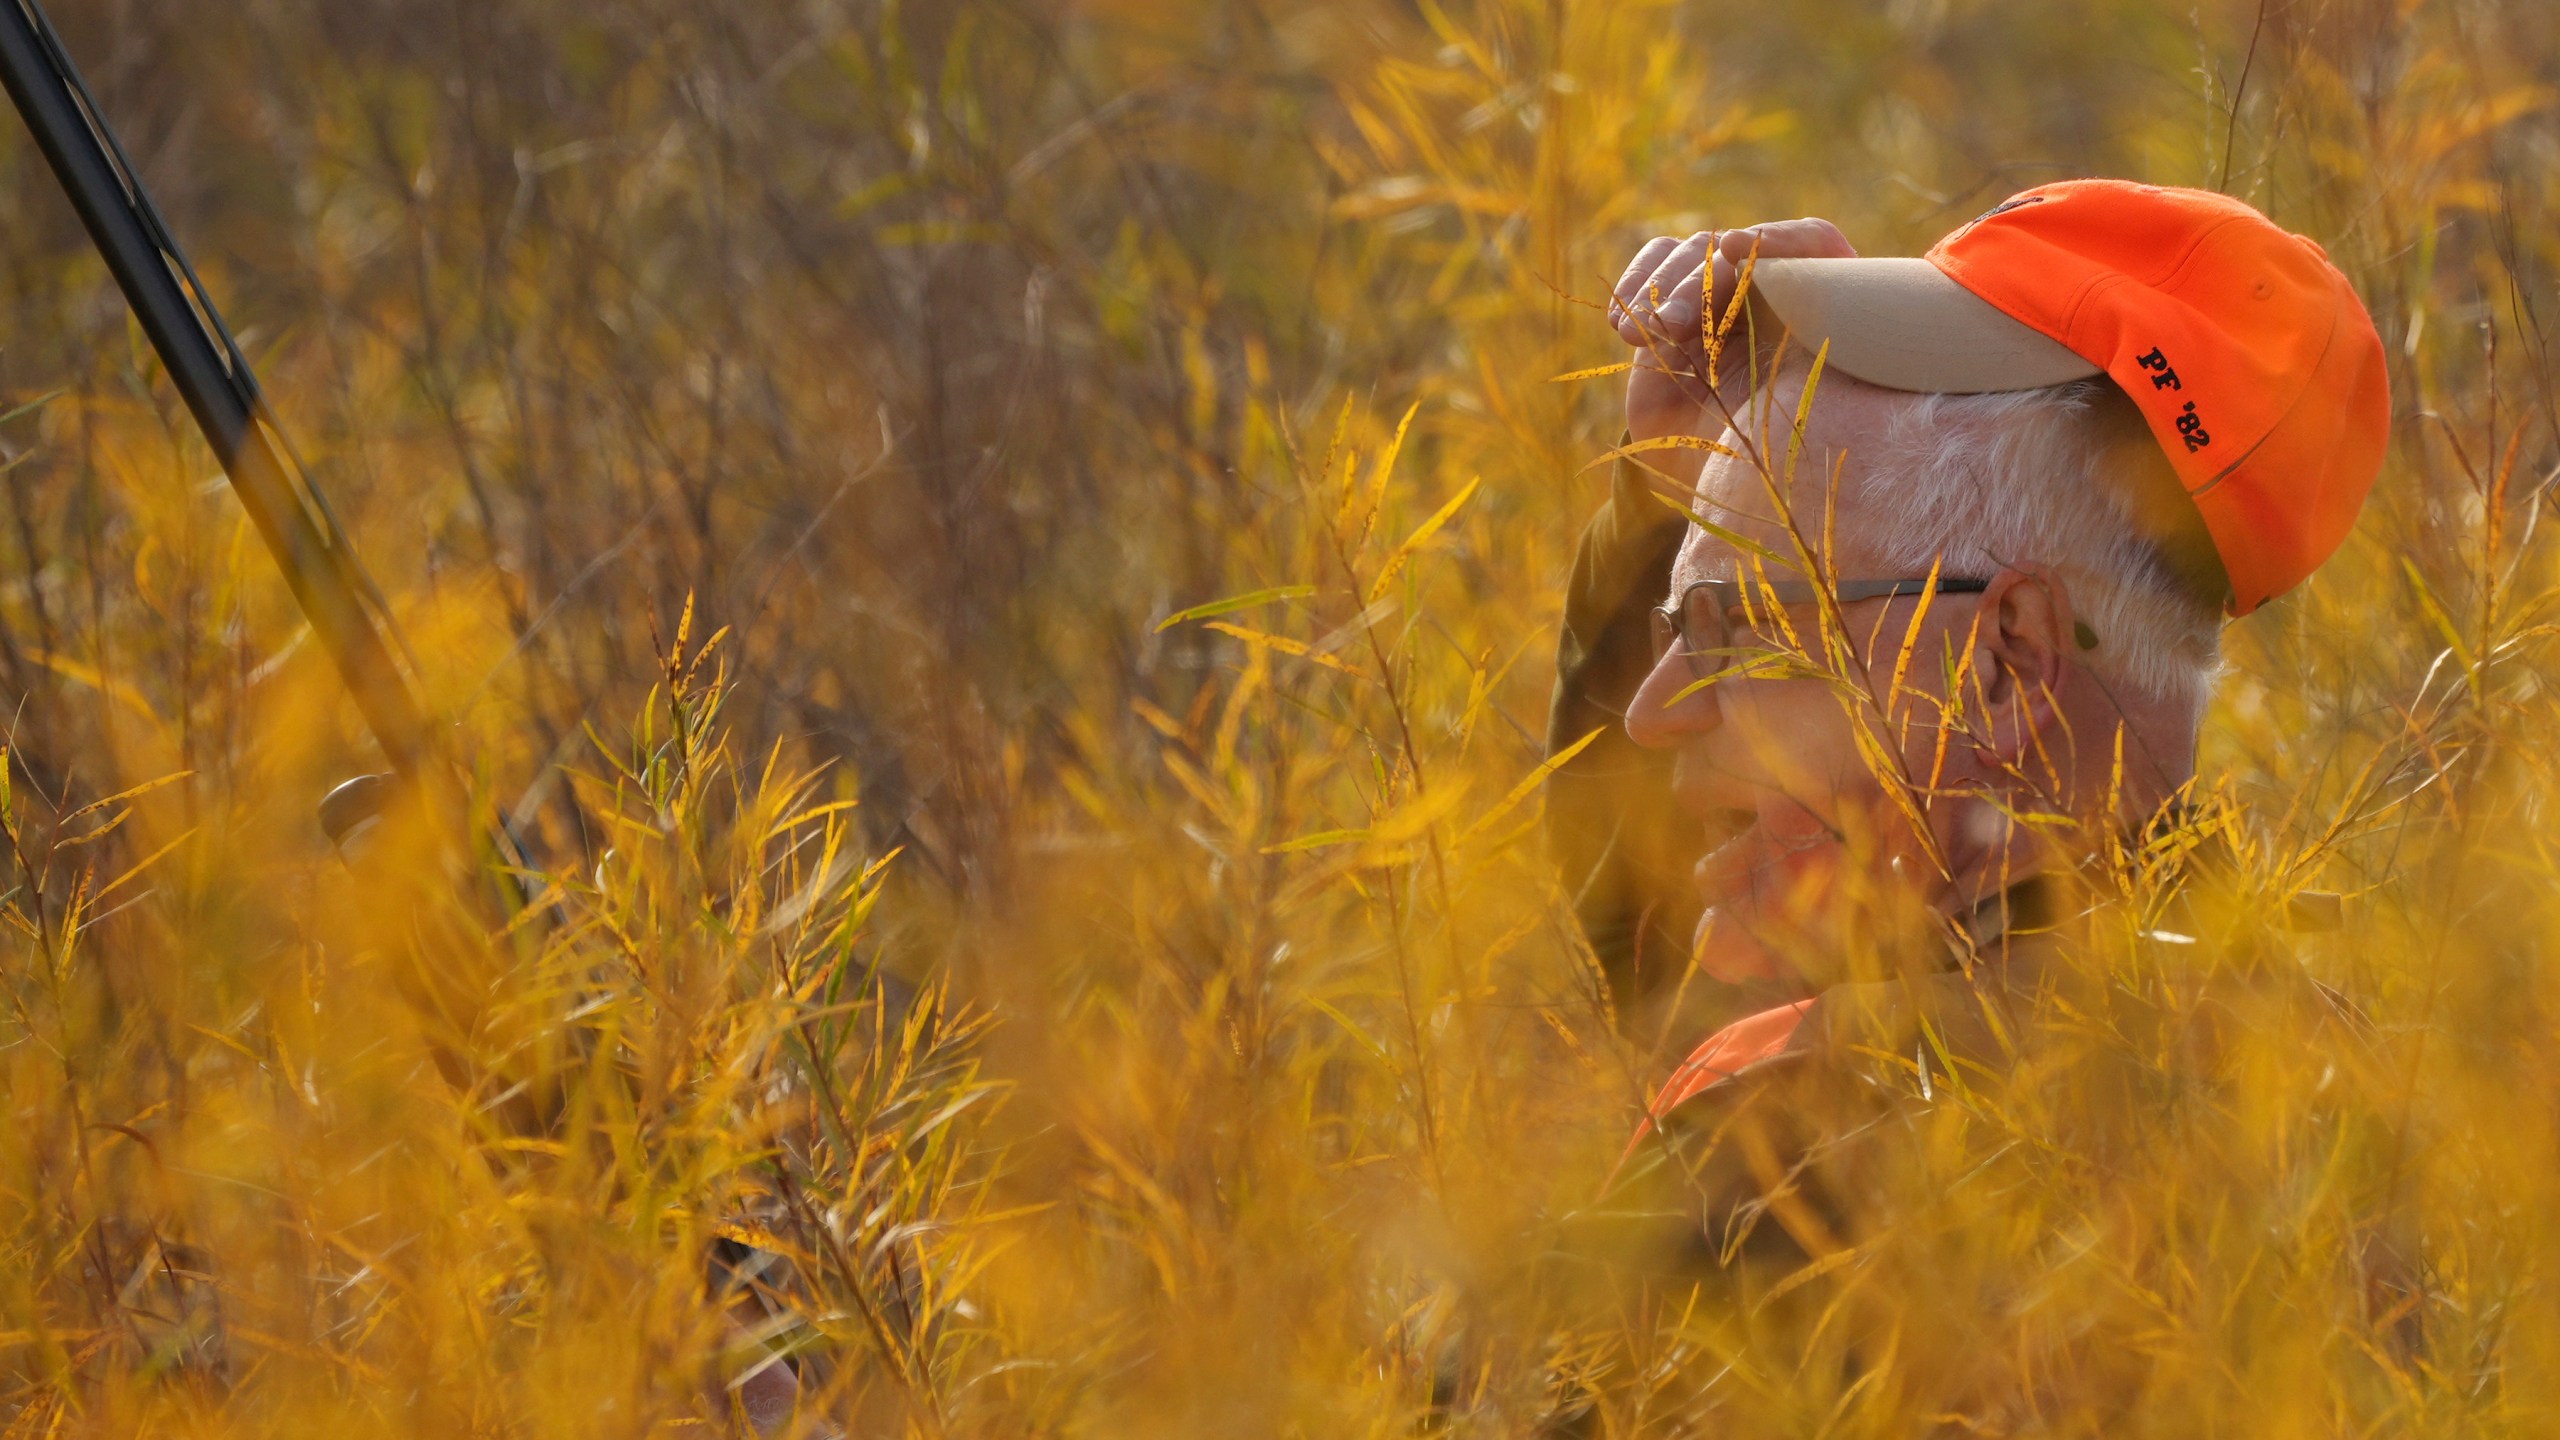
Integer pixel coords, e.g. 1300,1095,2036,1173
0,0,430,778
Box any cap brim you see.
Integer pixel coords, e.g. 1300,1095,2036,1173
1749,256,2102,394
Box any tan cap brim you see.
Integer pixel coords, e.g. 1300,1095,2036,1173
1749,256,2101,394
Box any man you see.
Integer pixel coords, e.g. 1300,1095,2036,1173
1546,181,2389,1224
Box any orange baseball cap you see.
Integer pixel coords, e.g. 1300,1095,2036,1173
1747,180,2390,614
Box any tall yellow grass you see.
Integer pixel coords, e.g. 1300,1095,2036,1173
0,0,2555,1432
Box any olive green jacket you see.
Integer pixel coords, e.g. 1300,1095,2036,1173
1543,447,1701,1021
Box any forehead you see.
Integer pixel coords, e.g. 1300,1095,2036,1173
1668,369,1911,590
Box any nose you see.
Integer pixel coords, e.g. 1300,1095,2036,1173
1624,642,1722,750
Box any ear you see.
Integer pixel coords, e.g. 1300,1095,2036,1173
1969,565,2076,769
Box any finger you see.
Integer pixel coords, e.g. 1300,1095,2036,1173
1699,245,1798,389
1707,224,1758,329
1647,256,1720,343
1611,235,1683,338
1619,235,1713,346
1705,249,1739,338
1702,218,1860,348
1632,232,1718,337
1715,217,1857,267
1638,233,1720,327
1632,277,1715,396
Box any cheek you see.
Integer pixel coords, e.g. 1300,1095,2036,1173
1717,679,1875,798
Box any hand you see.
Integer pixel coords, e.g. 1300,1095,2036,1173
1610,219,1858,454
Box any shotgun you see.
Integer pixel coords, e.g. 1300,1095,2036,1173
0,0,432,787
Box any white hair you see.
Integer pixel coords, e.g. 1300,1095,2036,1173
1858,380,2224,720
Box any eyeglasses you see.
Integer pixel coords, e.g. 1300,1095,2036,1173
1648,576,1989,679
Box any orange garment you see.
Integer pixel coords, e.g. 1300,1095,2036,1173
1612,998,1816,1186
1645,999,1816,1120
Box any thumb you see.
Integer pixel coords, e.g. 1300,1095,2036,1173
1718,217,1858,265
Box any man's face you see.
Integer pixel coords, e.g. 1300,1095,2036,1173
1624,372,1986,986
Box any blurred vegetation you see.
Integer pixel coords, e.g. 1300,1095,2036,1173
0,0,2555,1432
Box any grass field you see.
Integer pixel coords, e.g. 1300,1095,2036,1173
2,0,2557,1432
